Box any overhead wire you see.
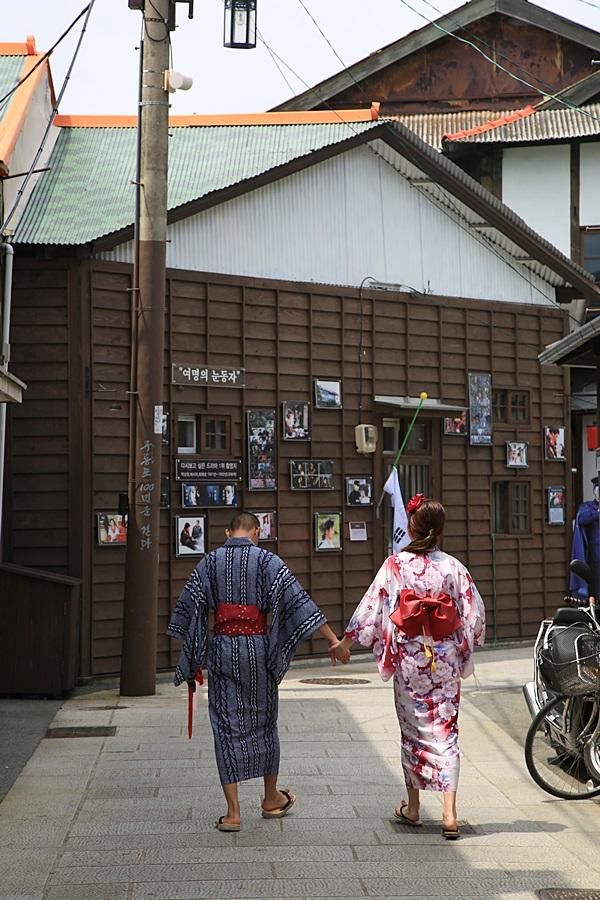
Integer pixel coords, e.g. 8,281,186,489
0,3,92,109
571,0,600,11
1,0,99,236
257,28,297,94
262,15,595,332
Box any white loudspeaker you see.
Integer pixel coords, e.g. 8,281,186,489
355,424,377,454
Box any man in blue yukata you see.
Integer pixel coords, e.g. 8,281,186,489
569,476,600,604
167,511,346,831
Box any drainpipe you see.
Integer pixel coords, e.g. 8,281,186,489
0,241,14,551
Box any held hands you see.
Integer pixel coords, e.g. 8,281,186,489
328,636,351,666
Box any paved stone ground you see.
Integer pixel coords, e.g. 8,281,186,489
0,699,61,803
1,646,600,900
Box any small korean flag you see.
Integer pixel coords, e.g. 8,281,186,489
383,468,410,553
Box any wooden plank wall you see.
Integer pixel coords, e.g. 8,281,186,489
7,264,72,570
8,259,570,677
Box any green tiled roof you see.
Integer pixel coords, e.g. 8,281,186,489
14,120,381,246
0,56,25,122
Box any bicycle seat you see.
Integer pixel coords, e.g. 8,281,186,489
552,607,592,626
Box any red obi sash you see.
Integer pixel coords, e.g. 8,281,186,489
214,603,267,636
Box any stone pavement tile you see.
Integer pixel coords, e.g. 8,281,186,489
351,843,580,867
60,845,355,866
101,747,202,760
315,760,407,776
364,873,600,896
324,741,400,757
49,862,275,885
0,817,71,848
86,785,158,800
58,848,146,867
374,825,560,846
50,709,115,726
279,731,352,742
272,860,504,878
44,886,130,900
516,801,600,831
0,848,58,896
131,878,367,898
75,806,190,824
195,796,361,820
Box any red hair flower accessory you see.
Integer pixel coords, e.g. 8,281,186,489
407,493,424,514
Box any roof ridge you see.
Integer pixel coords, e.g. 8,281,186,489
54,106,381,129
442,105,536,142
0,37,37,56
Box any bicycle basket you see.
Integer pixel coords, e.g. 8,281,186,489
538,622,595,696
575,631,600,690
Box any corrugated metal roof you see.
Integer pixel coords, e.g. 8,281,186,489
442,103,600,146
397,109,513,150
15,120,381,245
12,116,600,302
0,56,25,122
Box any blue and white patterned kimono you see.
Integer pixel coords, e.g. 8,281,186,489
167,537,325,784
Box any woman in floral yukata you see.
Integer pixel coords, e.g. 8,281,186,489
334,495,485,839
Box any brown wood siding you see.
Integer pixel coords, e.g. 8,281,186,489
324,16,597,113
8,258,571,677
7,265,72,571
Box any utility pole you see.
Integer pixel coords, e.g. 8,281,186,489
120,0,170,696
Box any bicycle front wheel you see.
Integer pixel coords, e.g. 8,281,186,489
524,694,600,800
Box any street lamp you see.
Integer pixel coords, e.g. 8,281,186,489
223,0,257,49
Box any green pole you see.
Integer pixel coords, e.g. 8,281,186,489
376,391,428,515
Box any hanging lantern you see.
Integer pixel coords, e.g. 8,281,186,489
223,0,256,49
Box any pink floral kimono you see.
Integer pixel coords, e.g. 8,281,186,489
346,550,485,792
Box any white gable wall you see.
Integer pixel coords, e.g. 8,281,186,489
102,144,555,305
580,143,600,227
501,144,571,256
3,70,57,231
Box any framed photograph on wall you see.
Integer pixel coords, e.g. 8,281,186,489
546,486,566,525
443,410,467,436
247,409,277,490
181,482,238,508
251,510,277,542
345,476,373,506
314,378,342,409
175,515,205,557
314,512,342,551
96,512,128,546
468,372,492,446
282,400,311,441
544,426,566,461
506,441,529,469
290,459,334,490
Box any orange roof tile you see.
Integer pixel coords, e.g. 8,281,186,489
54,104,380,129
443,105,536,142
0,37,37,56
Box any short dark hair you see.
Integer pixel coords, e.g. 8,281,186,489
229,511,260,532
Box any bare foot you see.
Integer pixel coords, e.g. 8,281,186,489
261,789,292,812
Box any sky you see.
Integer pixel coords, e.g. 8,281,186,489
4,0,600,116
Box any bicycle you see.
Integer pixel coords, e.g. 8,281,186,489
523,560,600,800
